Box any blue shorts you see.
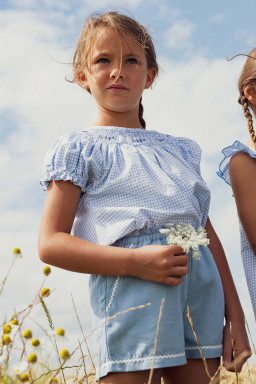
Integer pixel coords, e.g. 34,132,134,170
89,227,225,380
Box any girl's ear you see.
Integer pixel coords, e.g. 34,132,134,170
78,71,90,90
244,83,256,107
145,67,157,89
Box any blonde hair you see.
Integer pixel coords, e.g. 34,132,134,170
238,48,256,147
71,11,159,128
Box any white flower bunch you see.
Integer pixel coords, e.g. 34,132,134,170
160,223,209,260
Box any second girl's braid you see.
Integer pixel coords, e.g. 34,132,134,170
139,97,146,129
239,91,256,147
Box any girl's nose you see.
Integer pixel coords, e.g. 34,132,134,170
110,65,124,79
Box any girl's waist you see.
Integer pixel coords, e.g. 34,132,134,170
112,222,201,248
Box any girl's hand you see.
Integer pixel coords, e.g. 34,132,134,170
131,244,189,285
223,318,252,372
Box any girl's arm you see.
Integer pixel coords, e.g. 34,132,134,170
38,180,188,286
229,151,256,255
205,218,251,372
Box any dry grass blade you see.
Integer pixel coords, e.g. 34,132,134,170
85,302,152,340
39,296,67,384
186,305,212,380
229,322,240,384
71,294,95,371
246,360,253,384
39,296,54,331
147,298,165,384
0,258,16,296
222,350,253,372
78,338,89,384
209,365,221,384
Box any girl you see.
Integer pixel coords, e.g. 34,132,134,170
39,12,250,384
218,48,256,321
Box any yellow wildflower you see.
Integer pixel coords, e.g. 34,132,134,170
40,287,50,297
59,349,70,360
19,373,29,382
13,248,23,258
22,329,32,339
11,319,18,326
56,328,65,337
2,334,11,345
43,266,51,276
31,338,40,347
27,353,37,363
3,324,12,334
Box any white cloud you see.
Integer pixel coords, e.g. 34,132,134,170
164,20,195,50
210,13,226,24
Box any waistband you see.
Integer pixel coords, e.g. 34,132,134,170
112,222,201,248
113,225,168,247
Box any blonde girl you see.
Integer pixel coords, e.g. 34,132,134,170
218,48,256,320
39,12,250,384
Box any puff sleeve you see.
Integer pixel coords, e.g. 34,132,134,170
176,137,203,177
217,140,256,186
40,132,96,193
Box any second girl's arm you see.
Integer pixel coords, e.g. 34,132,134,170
38,180,188,285
205,217,251,372
229,151,256,255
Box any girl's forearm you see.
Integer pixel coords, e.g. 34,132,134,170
205,218,244,320
38,232,133,276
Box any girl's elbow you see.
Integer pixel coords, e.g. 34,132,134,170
38,240,52,264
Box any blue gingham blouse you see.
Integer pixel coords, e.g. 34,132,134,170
40,126,210,245
218,140,256,319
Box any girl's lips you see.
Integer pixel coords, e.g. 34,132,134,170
108,85,128,91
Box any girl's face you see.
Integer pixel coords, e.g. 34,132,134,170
79,27,156,123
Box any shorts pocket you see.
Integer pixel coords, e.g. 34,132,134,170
105,275,121,314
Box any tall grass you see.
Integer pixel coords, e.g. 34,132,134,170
0,248,255,384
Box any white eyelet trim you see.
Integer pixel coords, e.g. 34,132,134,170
98,352,185,371
185,345,222,351
106,276,120,313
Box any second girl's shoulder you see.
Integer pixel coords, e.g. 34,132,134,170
218,140,256,186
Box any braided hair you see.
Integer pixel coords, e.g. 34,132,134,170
238,48,256,148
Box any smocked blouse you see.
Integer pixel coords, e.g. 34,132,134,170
218,140,256,319
40,126,210,245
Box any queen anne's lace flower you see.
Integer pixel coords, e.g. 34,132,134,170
160,223,209,260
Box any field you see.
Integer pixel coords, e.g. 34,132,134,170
1,248,255,384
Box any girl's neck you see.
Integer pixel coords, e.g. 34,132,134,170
93,108,144,129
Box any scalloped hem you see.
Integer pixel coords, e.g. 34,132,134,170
217,140,256,186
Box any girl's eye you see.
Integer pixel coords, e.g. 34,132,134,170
126,58,138,64
96,58,109,64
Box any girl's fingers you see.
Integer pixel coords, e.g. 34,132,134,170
171,265,189,277
170,245,186,255
165,276,183,286
224,350,252,372
223,333,232,368
171,254,189,266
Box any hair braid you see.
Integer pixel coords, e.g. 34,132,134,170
239,91,256,147
139,97,146,129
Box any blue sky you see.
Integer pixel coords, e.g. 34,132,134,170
1,0,256,368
